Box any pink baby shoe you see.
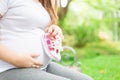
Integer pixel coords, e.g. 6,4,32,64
43,33,63,61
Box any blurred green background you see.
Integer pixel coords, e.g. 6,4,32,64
58,0,120,80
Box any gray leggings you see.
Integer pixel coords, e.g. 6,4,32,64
0,62,93,80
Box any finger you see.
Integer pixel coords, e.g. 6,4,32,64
32,59,43,66
30,60,43,68
51,28,58,36
30,64,40,68
48,27,53,33
31,64,37,68
30,53,40,58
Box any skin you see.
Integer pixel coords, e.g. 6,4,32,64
0,0,63,68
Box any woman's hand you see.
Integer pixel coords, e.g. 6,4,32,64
10,53,43,68
0,44,42,68
45,24,64,39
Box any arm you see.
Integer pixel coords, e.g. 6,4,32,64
0,44,17,63
0,0,42,68
0,16,42,68
0,44,42,68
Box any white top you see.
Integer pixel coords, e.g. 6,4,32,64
0,0,51,73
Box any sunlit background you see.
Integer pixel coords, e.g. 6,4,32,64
58,0,120,80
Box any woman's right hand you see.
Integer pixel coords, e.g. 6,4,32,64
10,53,43,68
0,45,42,68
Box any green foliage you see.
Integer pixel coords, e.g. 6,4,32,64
76,42,120,60
59,0,120,47
83,0,120,12
83,0,120,30
81,55,120,80
60,9,100,47
59,42,120,66
58,1,120,79
73,25,99,47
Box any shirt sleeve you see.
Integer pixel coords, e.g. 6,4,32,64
0,0,9,16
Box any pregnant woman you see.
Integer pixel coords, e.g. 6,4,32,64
0,0,93,80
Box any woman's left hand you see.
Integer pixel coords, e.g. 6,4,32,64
45,24,64,39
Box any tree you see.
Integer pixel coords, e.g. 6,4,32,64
58,0,73,20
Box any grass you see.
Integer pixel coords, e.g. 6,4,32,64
80,55,120,80
75,42,120,60
61,42,120,80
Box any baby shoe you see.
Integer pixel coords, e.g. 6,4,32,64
43,33,63,61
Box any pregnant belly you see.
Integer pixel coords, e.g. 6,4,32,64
1,31,51,68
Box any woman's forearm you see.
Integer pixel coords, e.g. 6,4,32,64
0,44,41,68
0,44,16,63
